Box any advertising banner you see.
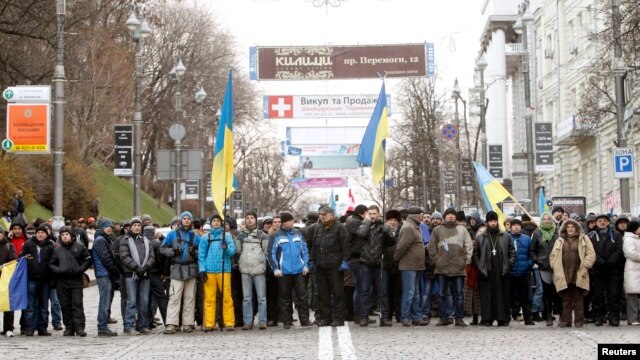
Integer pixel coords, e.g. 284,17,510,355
488,144,503,180
288,144,360,156
300,155,359,170
551,196,587,216
114,124,133,176
253,43,428,80
287,126,366,145
263,94,392,119
5,103,50,153
304,168,363,178
292,177,349,189
535,123,554,172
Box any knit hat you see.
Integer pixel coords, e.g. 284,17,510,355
143,226,156,240
431,211,443,220
627,221,640,234
58,226,72,236
595,213,610,222
210,214,223,223
141,214,152,223
180,211,193,221
280,212,294,223
443,208,457,218
486,211,499,222
245,211,258,220
385,209,402,222
130,216,142,226
354,204,369,216
98,218,113,231
319,207,335,214
510,218,522,226
456,211,466,222
406,207,423,215
36,224,48,234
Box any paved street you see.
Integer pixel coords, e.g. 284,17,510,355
1,284,639,359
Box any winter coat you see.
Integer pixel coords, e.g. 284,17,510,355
235,227,269,275
119,232,156,278
530,227,558,271
92,234,119,278
198,228,235,274
474,230,515,277
10,233,27,259
160,227,201,280
549,219,596,292
345,214,366,261
310,221,350,269
357,219,395,267
509,232,533,277
588,227,624,275
0,237,16,265
521,221,538,237
622,232,640,294
270,227,308,275
427,222,473,276
20,237,54,281
49,241,92,280
395,217,426,271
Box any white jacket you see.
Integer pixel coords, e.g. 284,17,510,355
622,232,640,294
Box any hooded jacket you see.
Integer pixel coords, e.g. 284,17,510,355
234,227,269,275
357,218,396,267
549,219,596,292
9,220,27,257
509,232,533,277
92,225,119,278
20,236,54,281
49,240,92,280
198,227,235,274
623,231,640,294
160,226,201,280
427,220,473,276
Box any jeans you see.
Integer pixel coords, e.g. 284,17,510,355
400,271,423,322
437,275,464,320
49,288,62,327
358,264,389,320
96,276,113,331
531,269,544,313
420,274,433,318
124,277,150,331
242,273,267,325
25,280,50,332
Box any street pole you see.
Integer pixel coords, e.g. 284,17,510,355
195,86,207,218
133,32,142,217
175,71,183,215
519,4,536,212
612,0,630,213
477,58,488,168
453,79,462,209
52,0,65,231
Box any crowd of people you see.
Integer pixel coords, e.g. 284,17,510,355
1,204,640,338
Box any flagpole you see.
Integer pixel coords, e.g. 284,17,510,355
508,195,534,219
220,185,228,331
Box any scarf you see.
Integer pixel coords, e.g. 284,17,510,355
128,234,149,270
539,222,556,242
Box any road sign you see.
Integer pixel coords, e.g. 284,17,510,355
613,147,634,179
1,139,13,151
169,123,186,141
3,86,51,102
441,123,458,141
5,103,50,153
114,125,133,176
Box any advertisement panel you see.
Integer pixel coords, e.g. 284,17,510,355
254,44,428,80
287,126,365,145
304,168,363,178
535,122,554,172
288,144,360,156
292,177,349,189
300,155,359,170
488,144,503,180
551,196,587,216
114,124,133,176
263,94,392,119
6,103,50,153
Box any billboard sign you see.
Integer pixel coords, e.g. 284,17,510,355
5,103,50,153
535,122,554,172
292,177,349,189
263,94,392,119
252,43,428,80
300,155,360,170
114,124,133,176
551,196,587,216
488,144,503,180
287,144,360,156
304,168,363,178
287,126,365,145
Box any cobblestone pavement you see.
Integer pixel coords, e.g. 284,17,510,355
1,284,639,359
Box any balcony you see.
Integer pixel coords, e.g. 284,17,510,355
555,115,598,146
505,43,525,55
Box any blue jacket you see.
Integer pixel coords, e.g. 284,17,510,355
270,228,308,275
509,232,533,277
198,228,235,273
92,234,119,278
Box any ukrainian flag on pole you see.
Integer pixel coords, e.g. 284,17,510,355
357,82,389,183
212,70,236,218
473,162,512,229
0,257,28,312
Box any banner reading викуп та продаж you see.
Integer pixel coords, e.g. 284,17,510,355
250,43,435,80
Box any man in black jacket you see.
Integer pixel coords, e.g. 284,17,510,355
49,227,92,336
588,214,624,326
20,224,54,336
309,207,350,327
356,205,395,326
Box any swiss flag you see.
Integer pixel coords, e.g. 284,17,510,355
268,96,294,119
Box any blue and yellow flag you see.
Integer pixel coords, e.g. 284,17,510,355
329,189,336,210
473,162,512,228
539,187,549,215
0,257,28,312
212,70,236,218
357,82,389,183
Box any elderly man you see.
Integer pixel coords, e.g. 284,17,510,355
428,208,473,327
394,207,426,326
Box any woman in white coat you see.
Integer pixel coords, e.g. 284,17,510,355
622,220,640,325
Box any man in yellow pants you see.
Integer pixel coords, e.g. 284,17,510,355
198,214,236,331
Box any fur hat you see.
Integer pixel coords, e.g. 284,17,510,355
280,212,294,223
486,211,499,222
385,209,402,222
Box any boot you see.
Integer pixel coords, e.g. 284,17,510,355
454,318,467,327
470,314,479,325
76,328,87,337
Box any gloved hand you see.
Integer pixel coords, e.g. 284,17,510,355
221,240,228,250
200,272,208,281
136,268,147,278
140,264,151,274
274,269,283,277
188,246,197,257
308,261,316,273
339,260,349,272
174,247,183,257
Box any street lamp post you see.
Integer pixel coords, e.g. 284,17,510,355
514,2,536,211
125,2,152,217
52,0,66,232
170,57,187,215
195,85,207,218
452,79,463,209
475,56,488,168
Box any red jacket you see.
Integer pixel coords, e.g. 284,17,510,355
11,233,27,257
